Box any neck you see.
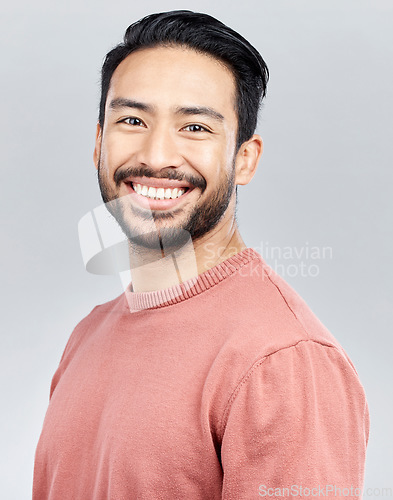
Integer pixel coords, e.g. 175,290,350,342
128,217,246,293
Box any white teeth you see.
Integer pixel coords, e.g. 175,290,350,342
132,183,187,200
156,188,165,199
147,187,156,198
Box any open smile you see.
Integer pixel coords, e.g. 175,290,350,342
123,176,196,211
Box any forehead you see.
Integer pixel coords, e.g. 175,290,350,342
107,46,237,119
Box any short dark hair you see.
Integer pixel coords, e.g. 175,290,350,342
99,10,269,151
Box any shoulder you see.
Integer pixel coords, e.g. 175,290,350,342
59,292,126,364
224,249,346,360
205,251,367,431
48,292,126,397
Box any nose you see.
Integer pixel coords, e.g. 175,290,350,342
134,125,183,172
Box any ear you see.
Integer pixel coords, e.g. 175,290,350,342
93,123,102,170
234,134,263,186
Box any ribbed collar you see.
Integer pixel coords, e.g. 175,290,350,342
124,247,261,313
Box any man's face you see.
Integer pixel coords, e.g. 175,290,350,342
95,45,240,250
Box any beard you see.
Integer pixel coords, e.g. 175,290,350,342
97,159,237,253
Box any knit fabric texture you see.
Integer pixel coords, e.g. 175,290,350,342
33,248,369,499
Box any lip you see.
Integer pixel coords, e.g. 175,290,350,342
122,181,196,210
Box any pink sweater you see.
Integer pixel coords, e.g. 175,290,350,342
33,248,369,499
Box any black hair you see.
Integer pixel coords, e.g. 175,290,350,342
99,10,269,151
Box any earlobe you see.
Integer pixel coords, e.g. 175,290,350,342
235,134,263,186
93,123,102,170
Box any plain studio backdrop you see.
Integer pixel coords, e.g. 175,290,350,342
1,0,392,497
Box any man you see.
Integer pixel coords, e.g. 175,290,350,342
33,10,369,499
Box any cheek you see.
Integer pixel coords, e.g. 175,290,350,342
185,141,228,182
102,133,139,168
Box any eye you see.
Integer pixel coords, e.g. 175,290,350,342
182,124,210,133
120,117,146,127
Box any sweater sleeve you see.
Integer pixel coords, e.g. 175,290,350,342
220,340,369,500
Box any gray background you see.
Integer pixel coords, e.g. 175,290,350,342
1,0,392,497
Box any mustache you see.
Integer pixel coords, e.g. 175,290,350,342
114,165,206,191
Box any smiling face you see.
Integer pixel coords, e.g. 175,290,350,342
94,45,254,251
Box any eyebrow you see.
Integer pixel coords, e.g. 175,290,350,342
109,98,225,122
174,105,225,122
109,98,154,113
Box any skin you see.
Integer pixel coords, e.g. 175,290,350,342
93,45,263,292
